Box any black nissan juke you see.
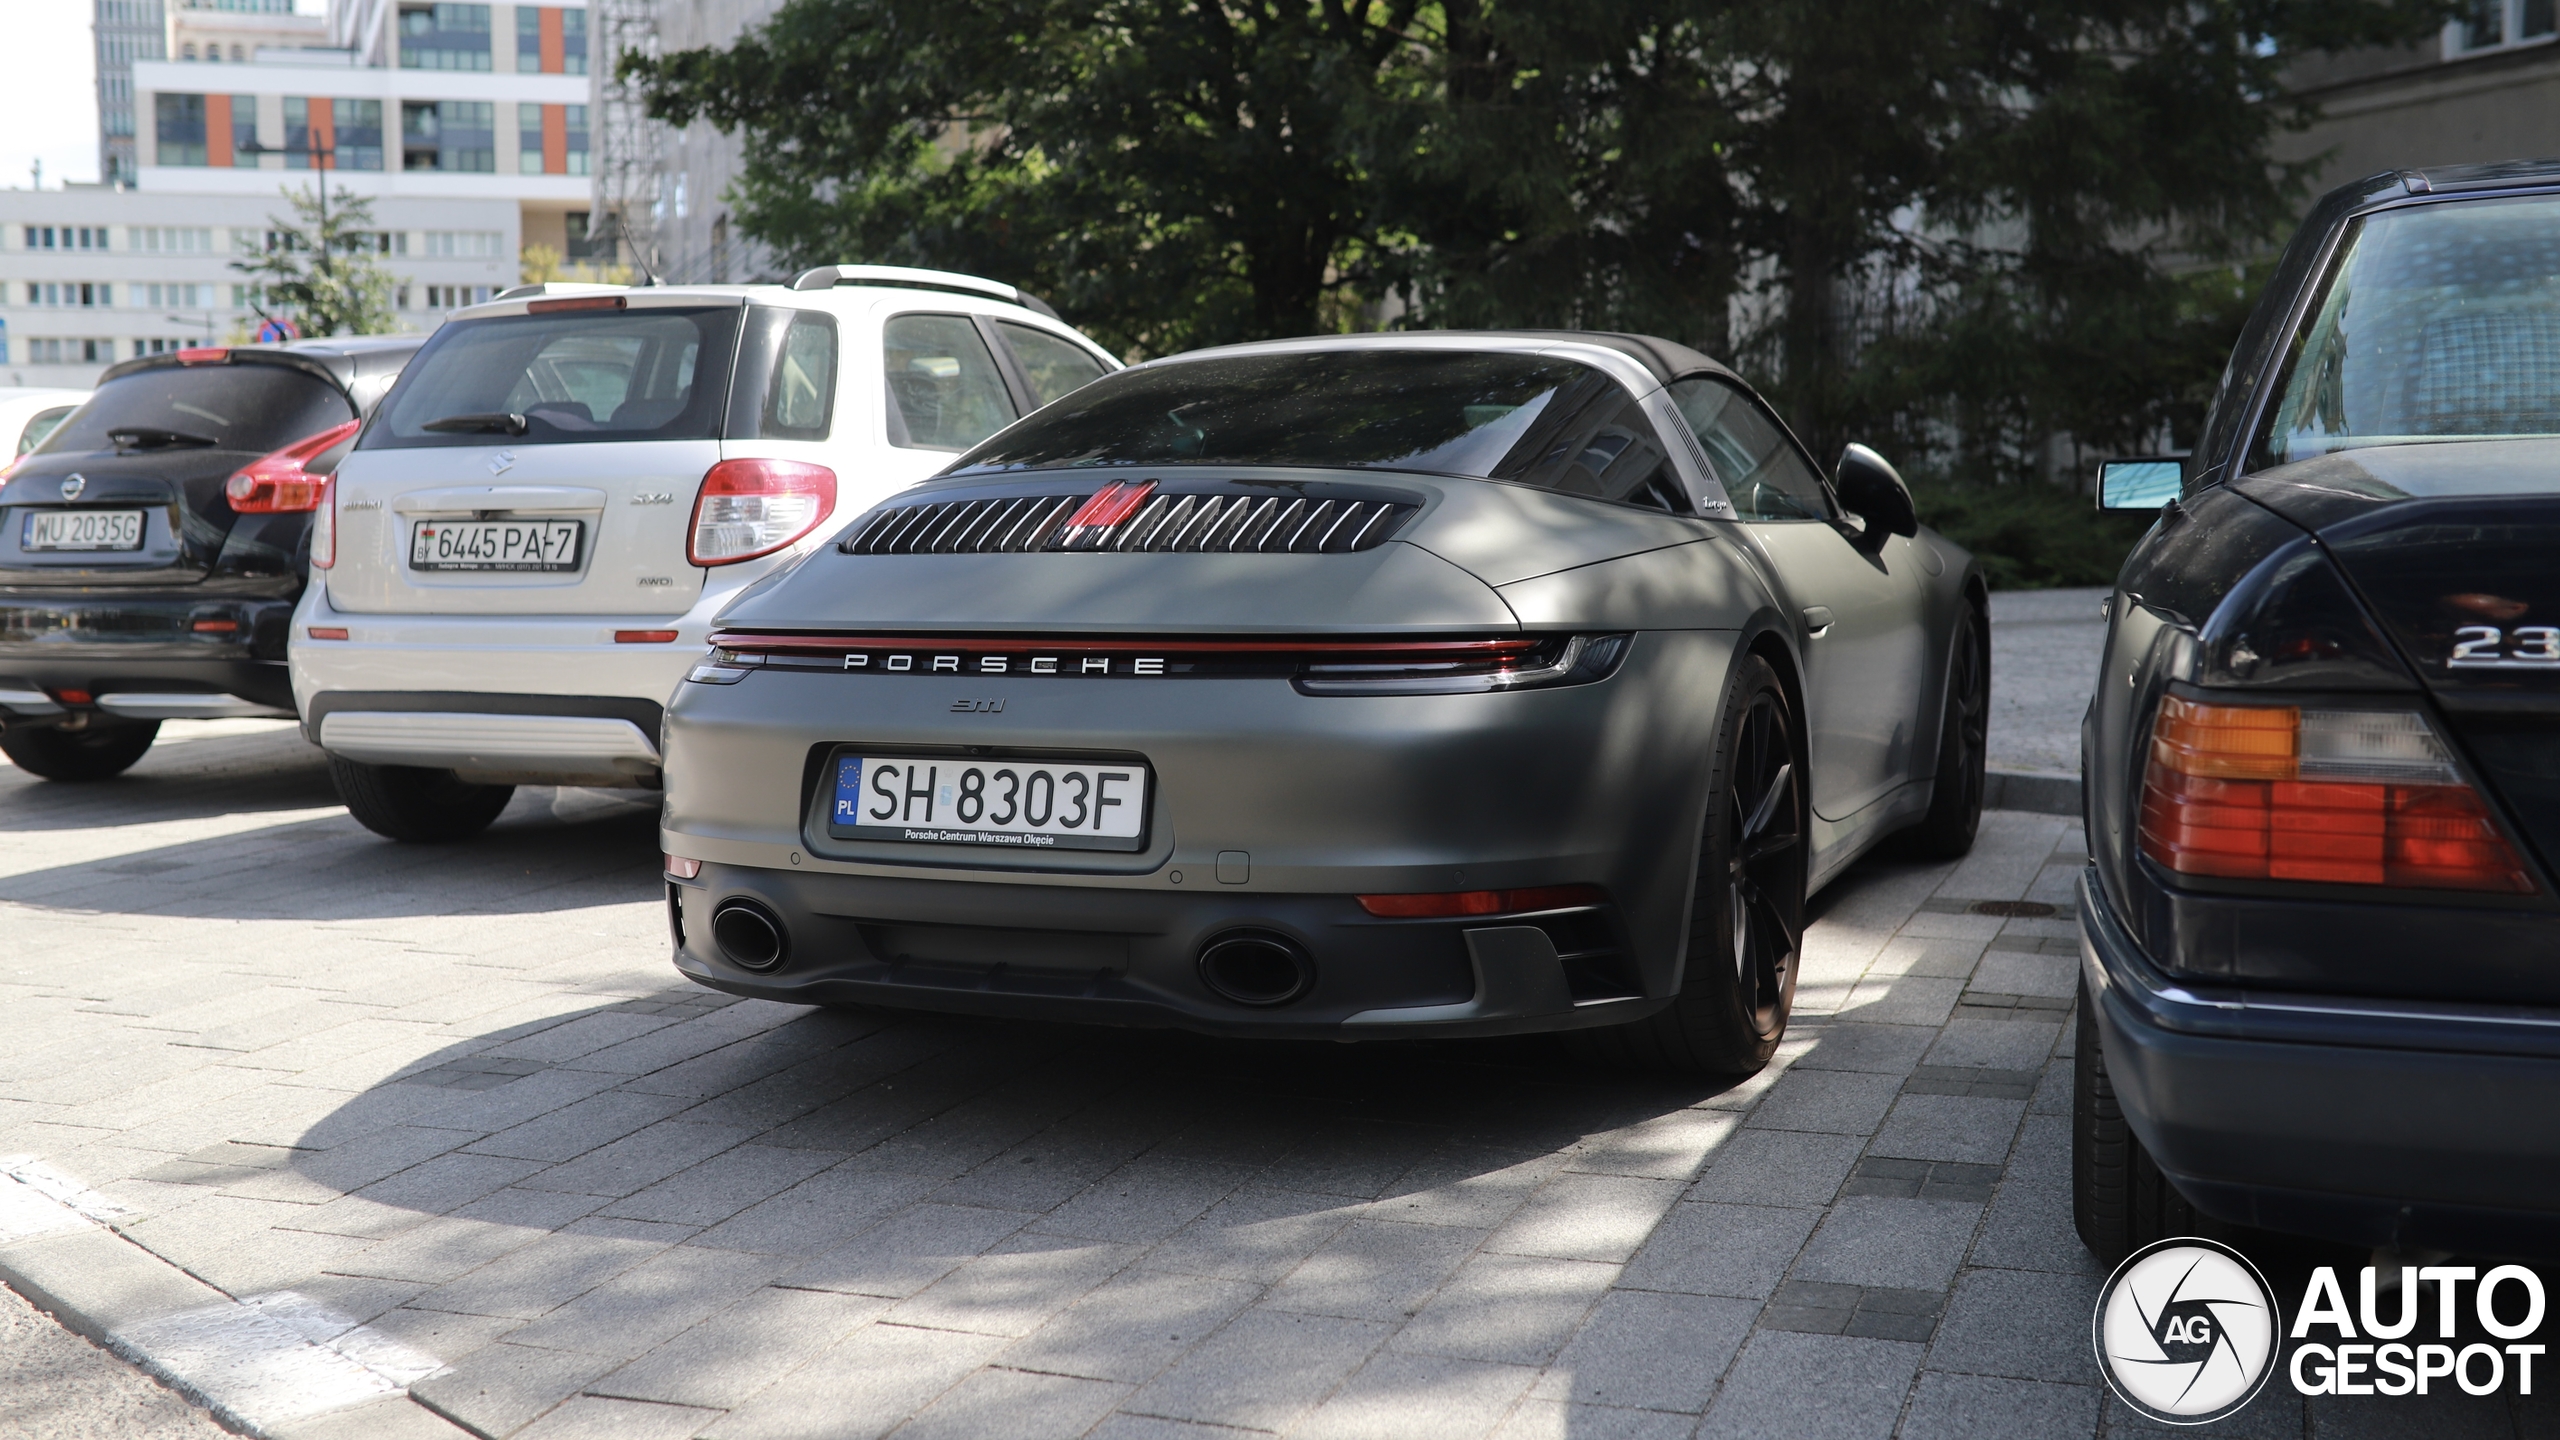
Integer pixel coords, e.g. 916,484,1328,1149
2076,160,2560,1263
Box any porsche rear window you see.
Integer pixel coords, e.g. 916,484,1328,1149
945,350,1655,487
366,306,739,448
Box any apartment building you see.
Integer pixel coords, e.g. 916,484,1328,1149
2278,7,2560,206
0,189,518,388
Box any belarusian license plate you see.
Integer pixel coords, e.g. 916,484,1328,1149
23,509,145,551
827,752,1150,851
408,519,582,572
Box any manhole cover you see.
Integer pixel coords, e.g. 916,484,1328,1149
1969,900,2057,918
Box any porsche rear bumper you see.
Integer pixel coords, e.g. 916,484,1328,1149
658,630,1738,1035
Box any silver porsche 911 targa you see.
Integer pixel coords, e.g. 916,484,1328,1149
660,332,1987,1073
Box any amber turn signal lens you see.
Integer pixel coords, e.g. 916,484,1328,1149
2138,697,2533,893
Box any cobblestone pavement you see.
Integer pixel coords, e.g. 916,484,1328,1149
1986,587,2106,780
0,720,2544,1438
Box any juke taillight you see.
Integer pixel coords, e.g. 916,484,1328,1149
2138,695,2534,893
687,458,837,566
225,419,359,514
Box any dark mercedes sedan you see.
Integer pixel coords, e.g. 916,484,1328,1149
2076,161,2560,1262
0,337,417,780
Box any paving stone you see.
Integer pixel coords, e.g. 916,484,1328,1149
1901,1372,2101,1440
1965,1113,2101,1277
1565,1107,1740,1180
996,1267,1258,1384
461,1091,693,1166
1029,1158,1254,1244
887,1231,1143,1338
1295,1351,1542,1440
1145,1185,1360,1284
408,1340,621,1440
1484,1172,1682,1263
1741,1069,1902,1137
590,1287,890,1410
1535,1288,1757,1413
594,1144,840,1228
407,1226,679,1324
1123,1307,1389,1432
1688,1129,1867,1208
1262,1218,1485,1322
1784,1022,1937,1076
1695,1331,1925,1440
892,1367,1132,1440
700,1320,1008,1440
511,1395,720,1440
688,1160,938,1256
1488,1399,1700,1440
1618,1202,1818,1300
1923,1018,2067,1073
1927,1266,2104,1384
1869,1094,2029,1167
1792,1196,1983,1292
503,1243,792,1355
779,1202,1036,1299
1391,1252,1621,1365
1362,1147,1568,1231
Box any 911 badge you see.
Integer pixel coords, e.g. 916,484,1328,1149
2449,625,2560,669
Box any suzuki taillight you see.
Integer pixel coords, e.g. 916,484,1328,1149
687,459,837,565
310,479,336,568
226,419,358,514
2139,696,2534,893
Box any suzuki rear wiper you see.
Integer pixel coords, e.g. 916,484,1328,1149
422,412,529,436
107,426,218,450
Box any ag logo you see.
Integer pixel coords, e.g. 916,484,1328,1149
2093,1237,2278,1424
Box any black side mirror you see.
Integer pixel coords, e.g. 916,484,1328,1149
2095,456,2183,512
1834,444,1917,550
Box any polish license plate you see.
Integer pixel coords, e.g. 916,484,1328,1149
827,752,1150,851
23,509,145,551
408,519,583,572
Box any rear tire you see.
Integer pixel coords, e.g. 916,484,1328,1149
1568,654,1805,1076
0,720,160,781
330,756,515,843
2073,978,2202,1266
1897,600,1988,860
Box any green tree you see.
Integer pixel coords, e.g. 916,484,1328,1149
231,184,401,338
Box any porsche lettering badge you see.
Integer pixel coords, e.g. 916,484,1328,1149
2450,625,2560,670
843,652,1168,677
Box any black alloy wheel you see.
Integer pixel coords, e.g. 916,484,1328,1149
0,719,161,782
1899,602,1988,859
1569,653,1805,1075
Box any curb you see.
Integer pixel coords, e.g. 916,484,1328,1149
0,1184,470,1440
1985,768,2081,817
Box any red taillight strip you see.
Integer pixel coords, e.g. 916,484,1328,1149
710,633,1542,659
1063,480,1158,531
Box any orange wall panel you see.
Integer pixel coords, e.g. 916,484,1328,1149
207,94,234,167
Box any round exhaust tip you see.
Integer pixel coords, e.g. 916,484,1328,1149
711,899,788,972
1197,929,1315,1007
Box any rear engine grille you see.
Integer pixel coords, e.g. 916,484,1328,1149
843,490,1417,556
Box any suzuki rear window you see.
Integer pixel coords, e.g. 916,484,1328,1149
2255,195,2560,470
946,349,1630,483
367,306,739,448
35,364,350,457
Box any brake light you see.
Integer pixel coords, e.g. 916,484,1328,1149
687,459,837,566
1358,884,1605,918
226,419,358,514
527,295,627,313
307,626,348,640
1058,480,1157,541
2138,696,2534,892
176,346,229,365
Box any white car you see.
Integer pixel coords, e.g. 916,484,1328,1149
0,387,90,461
291,266,1121,841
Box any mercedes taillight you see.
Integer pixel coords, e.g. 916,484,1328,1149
687,459,837,565
225,418,359,514
2138,696,2534,893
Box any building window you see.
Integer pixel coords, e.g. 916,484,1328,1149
24,284,113,307
564,209,609,261
284,96,320,168
399,3,492,70
182,41,197,60
2450,0,2559,51
517,102,545,173
561,8,587,74
423,284,493,309
403,100,495,172
422,230,503,258
156,93,209,167
23,227,112,251
27,339,113,365
142,283,218,309
230,93,257,162
337,98,385,171
134,227,213,253
135,337,191,357
564,103,589,175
